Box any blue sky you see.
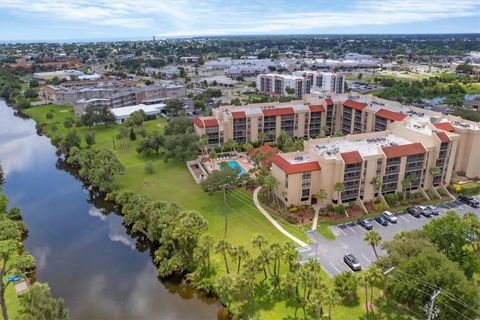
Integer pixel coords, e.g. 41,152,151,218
1,0,479,41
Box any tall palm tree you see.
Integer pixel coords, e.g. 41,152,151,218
215,239,231,274
358,272,370,314
366,264,384,312
334,182,345,203
322,287,340,320
262,174,279,204
363,231,382,259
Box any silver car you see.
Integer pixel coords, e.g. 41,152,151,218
382,211,398,223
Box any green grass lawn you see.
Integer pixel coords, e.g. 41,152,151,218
3,280,19,320
23,105,295,254
23,104,418,319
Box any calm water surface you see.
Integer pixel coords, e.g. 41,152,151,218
0,100,219,319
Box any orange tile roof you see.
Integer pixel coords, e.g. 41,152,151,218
271,154,320,174
231,111,246,119
251,145,279,155
193,117,204,128
309,104,325,112
325,98,334,105
382,143,426,159
375,108,407,121
340,151,363,164
433,122,455,132
435,131,451,143
262,107,294,117
193,117,218,128
343,99,367,111
204,118,219,127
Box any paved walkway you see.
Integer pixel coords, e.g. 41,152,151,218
253,187,308,247
311,204,321,231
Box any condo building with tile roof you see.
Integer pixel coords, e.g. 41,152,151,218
193,93,480,205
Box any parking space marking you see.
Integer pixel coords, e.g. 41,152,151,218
361,254,372,264
336,226,347,236
400,215,410,222
329,262,341,274
346,224,357,234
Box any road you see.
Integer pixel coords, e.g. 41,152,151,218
299,196,480,276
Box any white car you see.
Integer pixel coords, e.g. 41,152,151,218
382,211,398,223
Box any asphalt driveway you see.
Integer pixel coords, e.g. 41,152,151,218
299,196,480,276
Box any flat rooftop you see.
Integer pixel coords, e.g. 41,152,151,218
312,134,413,159
111,103,166,118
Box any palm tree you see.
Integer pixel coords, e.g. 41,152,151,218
370,176,382,202
334,182,345,203
316,189,328,208
323,287,340,320
401,174,417,201
252,234,267,252
283,242,301,272
358,272,370,314
235,244,249,274
429,165,442,186
215,239,231,274
198,135,208,155
366,264,384,313
363,230,382,259
262,174,279,204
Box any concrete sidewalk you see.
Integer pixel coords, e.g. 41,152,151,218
253,187,308,247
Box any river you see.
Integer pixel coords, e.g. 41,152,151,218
0,100,219,319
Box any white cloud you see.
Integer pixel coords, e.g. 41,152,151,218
0,0,478,35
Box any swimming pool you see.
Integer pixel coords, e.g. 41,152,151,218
221,160,247,175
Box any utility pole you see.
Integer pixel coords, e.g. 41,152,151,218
383,267,395,299
221,183,229,238
426,289,441,320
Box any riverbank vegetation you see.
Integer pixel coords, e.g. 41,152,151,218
21,103,480,319
0,163,68,320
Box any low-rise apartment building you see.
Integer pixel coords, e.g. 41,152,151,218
194,93,480,203
256,72,344,98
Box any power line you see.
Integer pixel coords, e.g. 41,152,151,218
389,275,471,320
392,269,479,316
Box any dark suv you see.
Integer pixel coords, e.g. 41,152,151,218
406,206,421,218
459,196,480,208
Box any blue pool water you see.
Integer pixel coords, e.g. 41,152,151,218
222,160,247,175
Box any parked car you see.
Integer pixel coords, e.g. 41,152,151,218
343,253,361,271
358,218,374,230
406,206,421,218
374,215,389,226
382,211,398,223
416,206,432,218
426,205,440,215
459,196,480,208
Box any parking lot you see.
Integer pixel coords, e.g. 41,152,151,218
299,196,480,276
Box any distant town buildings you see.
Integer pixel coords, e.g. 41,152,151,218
40,79,185,114
34,69,101,81
206,58,279,77
305,53,382,70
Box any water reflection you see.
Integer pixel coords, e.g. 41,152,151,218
0,101,219,319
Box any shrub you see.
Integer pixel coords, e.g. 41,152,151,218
438,187,448,196
46,112,53,119
384,193,398,207
288,206,299,214
145,160,155,174
373,202,388,212
459,183,480,195
336,204,346,215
